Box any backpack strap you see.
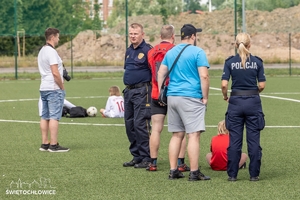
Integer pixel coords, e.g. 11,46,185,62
161,44,191,89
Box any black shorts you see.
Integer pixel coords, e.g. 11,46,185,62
151,99,167,115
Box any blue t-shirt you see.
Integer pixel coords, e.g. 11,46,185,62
123,40,152,85
161,43,209,98
221,54,266,91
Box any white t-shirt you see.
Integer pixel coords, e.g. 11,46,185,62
38,45,63,90
103,96,125,118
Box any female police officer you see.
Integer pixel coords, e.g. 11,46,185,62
221,33,266,182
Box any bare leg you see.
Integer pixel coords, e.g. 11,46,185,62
40,119,49,144
169,132,185,170
206,153,212,166
239,153,248,168
187,131,201,171
49,119,59,145
150,114,165,159
178,135,187,159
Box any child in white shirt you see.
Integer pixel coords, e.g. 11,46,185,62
100,86,124,118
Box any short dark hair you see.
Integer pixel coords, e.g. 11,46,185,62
45,27,60,41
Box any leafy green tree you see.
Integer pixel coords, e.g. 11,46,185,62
0,0,16,36
92,1,102,31
59,0,91,34
165,0,182,15
216,0,300,11
157,0,168,24
107,0,125,28
185,0,202,13
21,0,62,35
0,0,93,55
0,0,22,56
107,0,181,28
211,0,226,9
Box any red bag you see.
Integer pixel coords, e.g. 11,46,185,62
148,43,174,99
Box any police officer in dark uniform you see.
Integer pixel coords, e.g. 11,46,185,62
122,23,152,168
221,33,266,181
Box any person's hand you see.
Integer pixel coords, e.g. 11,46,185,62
223,96,229,102
201,98,208,105
158,102,166,107
100,108,105,113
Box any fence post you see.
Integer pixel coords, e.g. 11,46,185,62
14,0,18,79
71,35,73,79
234,0,237,54
289,33,291,76
125,0,128,48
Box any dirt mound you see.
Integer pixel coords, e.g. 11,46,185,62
57,5,300,64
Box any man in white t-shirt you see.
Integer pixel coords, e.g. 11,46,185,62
38,27,69,153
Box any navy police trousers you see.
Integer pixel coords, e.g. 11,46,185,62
123,84,152,162
225,95,265,178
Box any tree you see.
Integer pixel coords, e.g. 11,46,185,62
212,0,226,9
92,1,102,31
21,1,62,35
185,0,202,13
59,0,91,34
0,0,16,36
107,0,125,28
157,0,168,24
215,0,300,11
0,0,93,55
107,0,181,28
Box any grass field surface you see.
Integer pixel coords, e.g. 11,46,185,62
1,76,300,199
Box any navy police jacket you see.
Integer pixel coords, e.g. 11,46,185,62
221,54,266,91
123,40,152,85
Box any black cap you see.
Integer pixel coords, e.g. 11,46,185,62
180,24,202,40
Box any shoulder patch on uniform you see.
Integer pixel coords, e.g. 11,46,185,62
146,43,153,49
225,55,234,61
254,55,263,62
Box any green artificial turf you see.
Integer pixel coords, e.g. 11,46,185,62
1,76,300,199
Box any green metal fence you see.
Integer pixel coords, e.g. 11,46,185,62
1,0,300,79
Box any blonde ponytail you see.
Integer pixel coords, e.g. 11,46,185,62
236,33,251,68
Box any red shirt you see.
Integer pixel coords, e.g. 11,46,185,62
210,134,229,171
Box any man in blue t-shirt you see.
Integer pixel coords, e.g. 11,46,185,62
157,24,211,181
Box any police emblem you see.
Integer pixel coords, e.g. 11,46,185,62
138,53,144,59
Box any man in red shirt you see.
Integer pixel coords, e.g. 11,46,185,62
147,25,189,172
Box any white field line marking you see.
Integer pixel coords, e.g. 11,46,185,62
0,96,108,103
0,119,298,128
0,119,125,126
1,91,300,103
1,89,300,127
210,87,300,102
